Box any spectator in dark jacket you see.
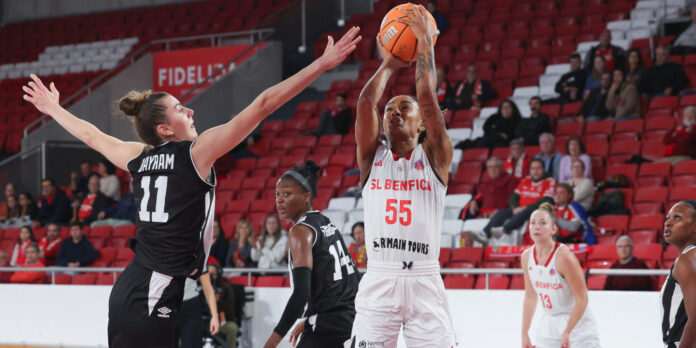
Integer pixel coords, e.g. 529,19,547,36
638,45,690,97
464,157,519,219
56,222,98,268
70,159,93,199
455,99,521,149
583,31,626,72
36,178,71,226
555,53,588,102
210,220,229,265
660,106,696,163
73,175,113,226
18,192,37,223
427,0,450,32
306,93,352,136
578,72,611,122
436,66,454,110
225,219,257,268
452,65,498,110
90,184,136,227
671,8,696,55
514,96,551,146
604,236,653,291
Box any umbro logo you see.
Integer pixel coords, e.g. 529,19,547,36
374,160,383,166
157,307,172,318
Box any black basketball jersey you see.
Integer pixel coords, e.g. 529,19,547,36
290,211,359,318
127,141,216,279
661,245,694,347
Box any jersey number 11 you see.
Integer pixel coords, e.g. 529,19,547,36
139,176,169,223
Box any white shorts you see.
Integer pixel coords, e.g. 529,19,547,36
347,260,457,348
535,311,601,348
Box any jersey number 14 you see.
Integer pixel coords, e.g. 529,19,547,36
328,241,355,281
139,176,169,223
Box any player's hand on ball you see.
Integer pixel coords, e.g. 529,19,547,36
376,37,411,70
319,26,362,71
288,319,305,346
23,74,60,115
396,3,439,41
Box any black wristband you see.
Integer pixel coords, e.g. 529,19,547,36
273,267,312,337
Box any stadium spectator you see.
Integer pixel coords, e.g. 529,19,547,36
348,221,366,268
626,48,645,85
209,219,229,266
98,159,121,201
38,223,62,266
558,136,592,183
552,183,590,243
10,226,36,266
604,236,653,291
225,219,257,268
660,106,696,163
72,175,113,225
606,69,640,121
638,45,690,97
504,138,530,179
36,178,71,227
0,250,11,283
91,182,136,227
671,8,696,55
427,0,450,32
9,243,45,284
56,222,98,269
455,99,521,149
250,215,288,269
436,66,453,110
464,157,518,219
17,192,37,227
583,31,626,72
534,133,563,180
452,65,498,110
70,159,93,199
2,195,21,228
578,72,611,122
514,96,551,146
583,56,608,98
0,182,16,220
229,133,262,160
208,263,240,348
483,159,556,239
305,93,352,136
566,159,596,211
175,268,219,348
555,53,587,102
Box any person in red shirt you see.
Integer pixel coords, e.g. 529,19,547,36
483,159,556,239
10,226,36,266
37,223,62,265
0,249,11,283
661,106,696,163
71,174,113,225
436,66,453,110
465,157,519,219
504,138,530,179
10,243,45,284
347,222,366,268
553,183,584,243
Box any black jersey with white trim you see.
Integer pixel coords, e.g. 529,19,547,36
290,211,359,317
127,141,216,278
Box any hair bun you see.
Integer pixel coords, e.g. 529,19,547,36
303,160,321,177
538,202,554,212
118,90,152,120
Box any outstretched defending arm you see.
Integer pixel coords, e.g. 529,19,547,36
22,75,145,171
397,4,452,184
356,40,409,185
193,28,362,177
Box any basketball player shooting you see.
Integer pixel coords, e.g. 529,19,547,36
349,4,457,347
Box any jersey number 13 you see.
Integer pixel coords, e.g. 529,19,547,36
139,176,169,223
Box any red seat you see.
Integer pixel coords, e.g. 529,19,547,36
587,275,607,290
608,140,641,164
673,160,696,176
663,245,680,267
225,200,251,214
256,275,285,287
234,158,257,170
561,102,582,117
556,121,584,136
241,177,266,190
97,247,117,263
639,162,671,178
633,187,668,214
89,225,112,239
318,135,343,147
509,275,525,289
628,230,658,244
228,275,255,286
450,247,484,265
3,227,20,241
584,119,614,136
296,101,319,113
270,137,295,150
454,166,483,185
257,156,280,169
329,153,356,168
460,148,490,163
113,225,136,239
629,214,665,236
95,273,116,285
595,215,629,235
318,175,342,189
649,96,679,110
612,119,644,141
605,163,638,184
633,243,663,265
641,139,667,161
439,247,452,267
54,274,72,285
71,273,97,285
443,275,476,289
475,276,510,289
644,116,676,140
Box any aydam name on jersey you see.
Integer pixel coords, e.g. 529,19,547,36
535,281,564,290
372,237,429,255
137,153,175,172
369,178,432,192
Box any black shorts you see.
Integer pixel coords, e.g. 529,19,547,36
297,332,350,348
298,309,354,348
108,261,186,348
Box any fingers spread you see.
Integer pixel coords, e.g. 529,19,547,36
350,35,362,46
326,36,334,48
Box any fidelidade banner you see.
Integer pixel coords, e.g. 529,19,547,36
153,43,265,101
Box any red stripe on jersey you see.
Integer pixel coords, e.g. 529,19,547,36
533,242,561,267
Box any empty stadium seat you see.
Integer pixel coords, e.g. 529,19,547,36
71,273,97,285
443,274,476,289
451,247,484,265
256,275,285,287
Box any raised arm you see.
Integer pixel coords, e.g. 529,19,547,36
193,27,362,177
398,4,452,184
23,74,145,171
556,247,589,348
356,40,409,185
520,250,537,348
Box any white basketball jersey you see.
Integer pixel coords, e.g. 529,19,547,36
528,243,578,316
361,144,445,263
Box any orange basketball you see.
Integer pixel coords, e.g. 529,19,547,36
378,4,438,63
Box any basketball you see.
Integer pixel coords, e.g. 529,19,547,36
378,4,438,63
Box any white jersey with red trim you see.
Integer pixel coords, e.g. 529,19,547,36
361,144,445,263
